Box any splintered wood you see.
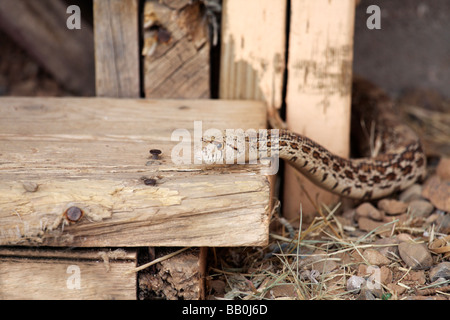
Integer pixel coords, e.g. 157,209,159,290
142,0,210,98
0,97,270,247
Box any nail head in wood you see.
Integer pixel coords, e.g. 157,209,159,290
149,149,162,159
144,178,157,186
64,206,84,223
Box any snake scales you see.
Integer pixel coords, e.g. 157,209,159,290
200,77,427,200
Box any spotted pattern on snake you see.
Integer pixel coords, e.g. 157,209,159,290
199,77,427,200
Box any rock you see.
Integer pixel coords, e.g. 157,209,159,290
422,175,450,212
408,270,426,285
436,213,450,234
307,250,338,274
383,213,408,224
359,264,392,285
347,275,366,291
431,277,447,286
378,199,408,215
379,266,393,285
357,283,382,300
356,202,383,221
358,217,391,235
311,259,338,274
429,262,450,282
269,283,298,298
399,184,423,202
397,233,414,242
408,199,434,218
363,249,391,266
374,237,399,257
436,157,450,180
398,242,433,270
386,283,406,295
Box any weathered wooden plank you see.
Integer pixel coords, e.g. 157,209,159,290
93,0,140,97
219,0,287,214
0,0,95,95
142,0,210,98
219,0,286,111
283,0,355,220
0,97,270,247
0,247,137,300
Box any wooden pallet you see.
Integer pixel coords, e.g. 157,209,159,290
0,0,355,299
0,97,270,248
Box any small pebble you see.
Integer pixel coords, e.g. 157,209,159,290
347,275,366,291
374,237,399,257
363,249,391,266
386,283,406,295
429,262,450,282
436,213,450,234
356,202,383,221
436,157,450,180
378,199,408,215
357,283,382,300
408,199,434,218
398,242,433,270
422,175,450,212
358,217,391,235
397,233,414,242
379,266,393,285
408,270,426,285
430,277,447,286
311,258,338,274
399,184,423,202
357,265,392,285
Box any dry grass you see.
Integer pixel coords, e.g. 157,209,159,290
207,196,449,300
208,201,362,300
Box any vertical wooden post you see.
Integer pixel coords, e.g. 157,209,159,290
93,0,141,97
220,0,287,212
220,0,286,113
142,0,210,98
283,0,355,222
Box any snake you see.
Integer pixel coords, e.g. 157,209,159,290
198,77,427,200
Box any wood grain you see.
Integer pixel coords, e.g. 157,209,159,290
0,247,137,300
283,0,355,220
93,0,140,97
143,0,210,98
0,97,270,247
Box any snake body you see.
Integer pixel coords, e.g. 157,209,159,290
200,78,427,200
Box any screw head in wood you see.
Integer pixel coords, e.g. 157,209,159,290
64,206,84,223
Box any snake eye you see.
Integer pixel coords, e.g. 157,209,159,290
215,142,223,149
